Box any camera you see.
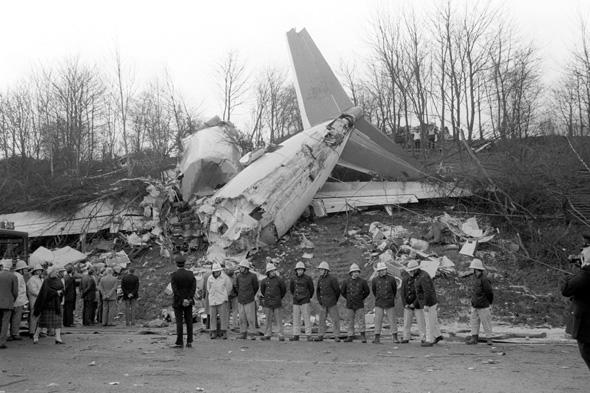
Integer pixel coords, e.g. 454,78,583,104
568,254,583,267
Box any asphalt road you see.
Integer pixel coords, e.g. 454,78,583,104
0,327,588,393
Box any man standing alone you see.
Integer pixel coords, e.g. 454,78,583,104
170,255,196,348
121,268,140,326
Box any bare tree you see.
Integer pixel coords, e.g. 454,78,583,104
217,51,248,123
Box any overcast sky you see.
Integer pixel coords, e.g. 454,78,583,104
1,0,590,128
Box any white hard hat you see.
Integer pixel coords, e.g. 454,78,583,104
15,260,28,271
318,261,330,271
212,263,223,272
349,263,361,274
376,262,387,271
239,260,251,269
265,263,277,274
405,260,420,272
295,261,306,270
469,258,485,271
31,263,44,273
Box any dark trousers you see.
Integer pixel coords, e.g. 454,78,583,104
174,306,193,345
83,300,94,325
578,341,590,371
63,301,75,327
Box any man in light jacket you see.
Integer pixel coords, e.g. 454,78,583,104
8,260,28,341
207,263,233,339
97,268,118,327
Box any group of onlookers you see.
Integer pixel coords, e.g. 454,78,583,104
0,258,140,349
170,254,495,348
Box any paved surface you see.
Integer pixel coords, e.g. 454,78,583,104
0,326,588,393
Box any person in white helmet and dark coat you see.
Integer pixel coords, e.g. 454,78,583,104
466,258,494,345
289,261,315,341
234,260,259,339
207,263,233,340
415,262,443,347
260,263,286,341
400,260,426,343
371,262,399,344
341,263,370,343
315,261,341,342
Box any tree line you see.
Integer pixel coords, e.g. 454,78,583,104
1,2,590,173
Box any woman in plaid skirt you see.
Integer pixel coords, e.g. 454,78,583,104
33,266,65,344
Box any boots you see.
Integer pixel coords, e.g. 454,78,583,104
344,336,354,342
486,338,493,345
210,332,218,340
238,332,247,340
220,330,227,340
314,335,324,342
360,332,367,343
466,335,478,345
289,335,300,341
393,333,400,344
372,334,381,344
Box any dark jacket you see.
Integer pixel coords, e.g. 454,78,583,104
63,276,77,304
341,277,370,310
290,274,315,305
171,268,196,309
0,270,18,309
471,274,493,308
371,274,397,309
80,274,96,301
121,273,140,299
415,270,437,307
400,272,421,309
34,277,64,316
562,266,590,342
260,275,287,309
316,274,340,308
235,271,259,305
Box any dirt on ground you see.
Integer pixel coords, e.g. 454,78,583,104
1,325,588,393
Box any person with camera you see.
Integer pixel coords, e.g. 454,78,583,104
561,245,590,370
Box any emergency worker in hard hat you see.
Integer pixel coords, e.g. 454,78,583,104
371,262,399,344
234,260,259,339
341,263,370,343
315,261,341,342
207,263,233,339
260,263,286,341
466,258,494,345
400,260,425,343
561,245,590,370
289,261,315,341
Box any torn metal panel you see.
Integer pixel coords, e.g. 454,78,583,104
197,108,362,255
179,122,242,200
286,28,424,180
311,181,471,216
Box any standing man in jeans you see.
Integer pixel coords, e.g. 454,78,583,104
234,260,259,339
415,263,443,347
289,261,314,341
170,255,196,348
121,268,140,326
315,261,341,342
371,262,399,344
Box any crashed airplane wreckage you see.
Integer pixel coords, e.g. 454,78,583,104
197,107,362,255
179,28,469,260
